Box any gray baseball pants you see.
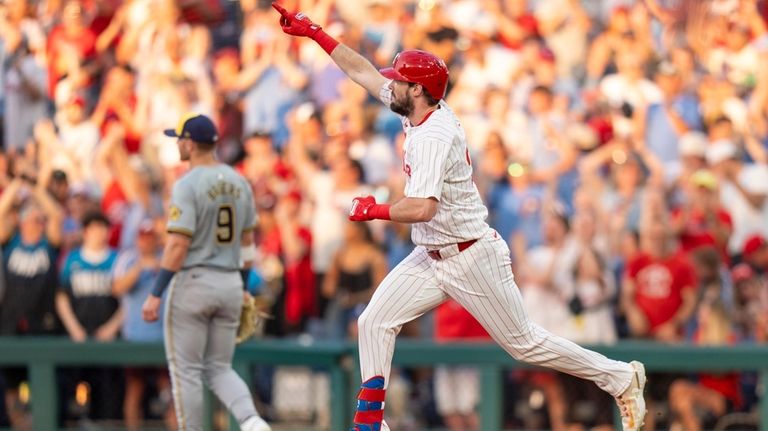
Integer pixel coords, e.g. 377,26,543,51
163,269,258,430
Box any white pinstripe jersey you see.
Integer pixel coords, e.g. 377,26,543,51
380,82,489,248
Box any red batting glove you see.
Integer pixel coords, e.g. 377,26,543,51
349,196,391,222
271,2,339,54
272,2,322,38
349,196,376,221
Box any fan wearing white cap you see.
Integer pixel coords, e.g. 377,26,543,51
706,139,768,254
664,131,709,185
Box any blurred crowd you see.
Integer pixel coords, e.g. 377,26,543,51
1,0,768,429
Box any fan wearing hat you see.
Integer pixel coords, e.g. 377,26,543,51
644,60,702,173
673,131,708,182
707,139,768,255
742,234,768,274
670,170,733,262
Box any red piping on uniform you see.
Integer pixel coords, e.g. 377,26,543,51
415,106,439,126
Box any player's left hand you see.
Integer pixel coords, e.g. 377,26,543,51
142,295,162,322
272,2,322,38
349,195,376,221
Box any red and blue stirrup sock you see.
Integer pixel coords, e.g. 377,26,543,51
350,376,386,431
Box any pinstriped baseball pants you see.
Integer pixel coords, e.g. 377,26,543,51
357,228,634,398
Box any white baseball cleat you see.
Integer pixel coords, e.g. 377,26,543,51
241,415,271,431
616,360,647,431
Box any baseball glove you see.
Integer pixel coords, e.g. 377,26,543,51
236,295,272,344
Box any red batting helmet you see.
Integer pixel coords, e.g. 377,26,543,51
379,50,449,100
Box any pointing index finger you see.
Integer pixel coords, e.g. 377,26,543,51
271,2,289,16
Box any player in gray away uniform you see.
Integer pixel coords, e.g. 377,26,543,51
142,114,270,431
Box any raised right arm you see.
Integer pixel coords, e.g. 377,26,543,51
271,2,388,98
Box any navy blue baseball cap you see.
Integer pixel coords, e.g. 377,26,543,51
164,113,219,144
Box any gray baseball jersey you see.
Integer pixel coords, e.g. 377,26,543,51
163,163,263,430
166,164,257,270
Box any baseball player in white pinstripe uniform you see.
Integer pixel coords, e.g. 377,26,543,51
272,4,647,431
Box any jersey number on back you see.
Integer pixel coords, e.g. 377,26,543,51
216,205,234,243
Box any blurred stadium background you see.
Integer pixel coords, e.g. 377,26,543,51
1,0,768,430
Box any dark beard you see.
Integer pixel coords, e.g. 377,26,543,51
389,94,414,117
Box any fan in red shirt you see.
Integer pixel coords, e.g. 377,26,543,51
622,222,698,342
495,0,540,51
671,170,732,262
92,66,142,153
434,300,490,431
435,300,490,341
46,0,97,98
258,190,315,334
668,299,742,431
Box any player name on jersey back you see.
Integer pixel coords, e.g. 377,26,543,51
168,165,257,270
206,180,244,201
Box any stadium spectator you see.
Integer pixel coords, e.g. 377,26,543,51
487,160,547,262
599,51,661,112
360,0,400,68
322,221,386,338
742,234,768,274
669,299,742,431
494,0,539,50
670,170,733,261
706,140,768,257
558,244,616,431
46,0,97,102
210,48,245,164
237,131,292,202
516,205,577,430
622,195,698,431
586,6,652,86
40,94,100,190
671,131,709,189
3,37,47,153
91,66,141,153
111,219,175,431
641,61,702,171
579,143,648,237
0,177,63,331
731,263,768,342
256,190,315,335
240,17,307,142
476,131,509,197
534,0,591,79
622,212,697,341
690,246,734,314
288,130,371,294
56,211,122,421
274,190,315,332
0,175,63,429
433,300,490,431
